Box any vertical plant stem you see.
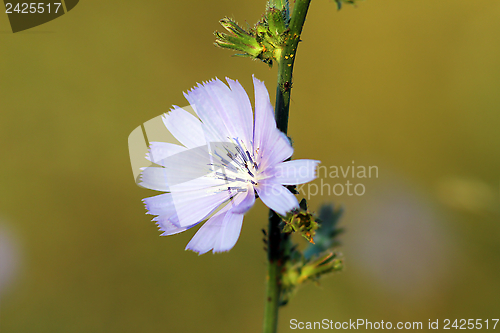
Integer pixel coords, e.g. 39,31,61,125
274,0,311,134
263,1,312,332
263,211,284,333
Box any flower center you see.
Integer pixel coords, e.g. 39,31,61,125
209,138,259,190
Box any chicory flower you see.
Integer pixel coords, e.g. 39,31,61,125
141,76,319,254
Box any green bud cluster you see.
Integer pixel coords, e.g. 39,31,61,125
279,200,345,306
282,200,319,243
281,251,344,306
214,1,290,67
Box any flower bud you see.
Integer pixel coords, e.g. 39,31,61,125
214,1,291,67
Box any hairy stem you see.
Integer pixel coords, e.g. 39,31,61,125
263,1,312,332
274,0,311,134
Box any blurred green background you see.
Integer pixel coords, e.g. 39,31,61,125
0,1,499,332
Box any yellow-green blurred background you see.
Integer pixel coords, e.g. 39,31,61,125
1,1,499,332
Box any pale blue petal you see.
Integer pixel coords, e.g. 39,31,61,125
273,160,321,185
213,212,244,253
158,146,213,186
140,146,224,190
228,188,256,214
258,130,294,170
154,216,199,236
183,80,231,143
169,190,231,227
202,79,241,138
143,190,231,228
256,181,299,216
252,76,294,169
252,76,276,158
143,193,176,216
226,78,254,144
146,142,187,166
184,78,255,147
166,175,229,192
185,207,244,254
162,106,206,148
140,167,170,191
185,209,227,255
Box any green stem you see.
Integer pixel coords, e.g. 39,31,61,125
263,1,312,333
274,0,311,134
263,211,284,333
